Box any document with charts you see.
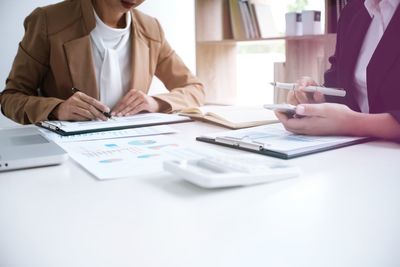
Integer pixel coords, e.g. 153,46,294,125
196,123,371,159
38,113,191,136
60,135,206,180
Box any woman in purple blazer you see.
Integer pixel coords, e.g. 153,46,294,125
276,0,400,140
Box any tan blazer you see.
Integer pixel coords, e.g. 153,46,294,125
0,0,204,124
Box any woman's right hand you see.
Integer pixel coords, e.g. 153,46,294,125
287,76,326,105
52,91,110,121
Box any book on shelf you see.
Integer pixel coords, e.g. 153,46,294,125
238,0,251,39
247,1,261,39
229,0,247,39
240,0,260,39
251,2,278,38
229,0,279,40
179,105,279,129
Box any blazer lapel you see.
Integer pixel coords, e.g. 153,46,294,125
80,0,96,33
340,5,371,106
64,36,99,99
130,12,151,92
367,5,400,107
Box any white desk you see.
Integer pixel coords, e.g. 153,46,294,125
1,118,400,267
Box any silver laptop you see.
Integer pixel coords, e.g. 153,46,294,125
0,127,68,172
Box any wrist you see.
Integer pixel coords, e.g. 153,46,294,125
345,110,367,136
49,103,62,120
151,96,170,112
143,96,158,112
351,113,400,139
350,112,382,137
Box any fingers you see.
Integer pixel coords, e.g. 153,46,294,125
295,78,314,103
112,92,132,115
293,87,309,104
56,104,92,121
275,110,308,134
274,111,291,123
294,83,325,103
313,91,326,103
74,98,107,120
112,90,138,115
286,91,299,105
112,89,147,116
119,95,161,115
58,89,156,121
86,104,108,121
54,92,110,121
76,92,110,113
290,77,324,104
72,93,108,121
299,76,318,87
122,102,146,116
69,108,92,121
296,104,326,117
114,96,143,116
277,102,353,136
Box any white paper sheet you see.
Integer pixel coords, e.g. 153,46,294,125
40,113,190,133
60,135,205,180
39,125,177,143
202,123,368,155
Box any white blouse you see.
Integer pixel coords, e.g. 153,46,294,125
353,0,400,113
90,10,132,108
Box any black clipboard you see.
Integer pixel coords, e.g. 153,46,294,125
37,113,192,136
196,135,373,159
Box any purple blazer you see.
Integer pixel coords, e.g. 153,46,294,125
324,0,400,123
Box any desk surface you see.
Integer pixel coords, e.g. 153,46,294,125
1,117,400,267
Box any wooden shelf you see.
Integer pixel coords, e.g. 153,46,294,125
197,33,337,45
195,0,338,104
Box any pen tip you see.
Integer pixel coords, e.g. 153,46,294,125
270,82,276,86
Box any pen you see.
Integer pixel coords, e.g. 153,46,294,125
270,82,346,97
71,87,112,118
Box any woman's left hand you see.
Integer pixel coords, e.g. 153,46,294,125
111,89,161,116
275,103,360,136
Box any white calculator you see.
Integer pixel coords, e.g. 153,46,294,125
163,155,300,188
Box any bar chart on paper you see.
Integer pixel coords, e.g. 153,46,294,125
60,135,205,179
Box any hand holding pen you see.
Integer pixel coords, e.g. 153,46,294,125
51,87,111,121
271,77,346,106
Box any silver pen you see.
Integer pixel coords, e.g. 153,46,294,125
270,82,346,97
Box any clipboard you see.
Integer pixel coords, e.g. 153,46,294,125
37,113,192,136
196,124,372,159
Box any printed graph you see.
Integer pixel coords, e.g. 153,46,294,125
80,146,143,158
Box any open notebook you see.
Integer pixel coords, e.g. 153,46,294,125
179,105,278,129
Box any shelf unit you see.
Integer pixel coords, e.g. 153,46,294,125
195,0,337,104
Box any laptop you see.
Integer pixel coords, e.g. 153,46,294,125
0,127,68,172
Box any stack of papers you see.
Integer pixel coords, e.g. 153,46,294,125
36,113,194,180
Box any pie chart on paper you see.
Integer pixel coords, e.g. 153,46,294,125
128,140,157,146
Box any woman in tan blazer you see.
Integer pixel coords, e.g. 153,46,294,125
0,0,205,124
